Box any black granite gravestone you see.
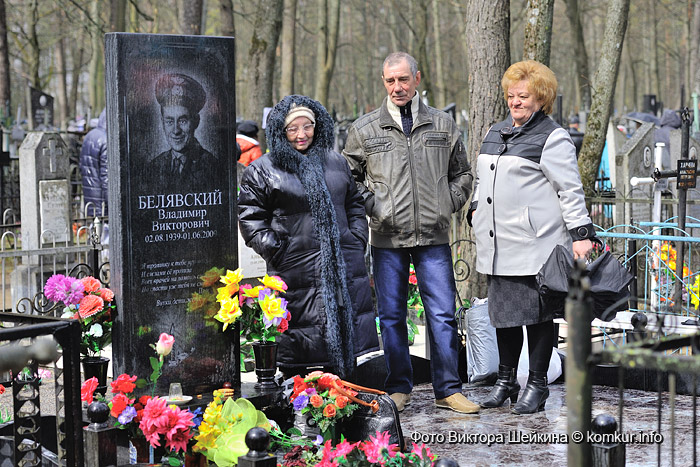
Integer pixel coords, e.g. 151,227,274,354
105,33,238,395
29,87,54,130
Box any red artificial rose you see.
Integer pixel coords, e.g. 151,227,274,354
277,319,288,333
110,393,134,418
323,404,337,418
409,274,418,285
111,373,137,394
139,395,152,406
335,395,349,409
81,377,99,404
0,384,5,395
317,373,339,391
310,394,324,408
291,376,309,400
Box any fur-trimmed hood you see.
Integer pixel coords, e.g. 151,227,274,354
265,95,335,173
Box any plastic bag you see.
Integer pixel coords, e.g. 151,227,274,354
464,298,499,384
516,327,562,388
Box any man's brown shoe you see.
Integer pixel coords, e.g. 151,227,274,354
436,393,480,414
389,392,411,412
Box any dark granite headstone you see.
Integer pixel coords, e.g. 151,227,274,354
30,87,54,130
105,33,238,395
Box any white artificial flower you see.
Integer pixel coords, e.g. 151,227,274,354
87,323,103,337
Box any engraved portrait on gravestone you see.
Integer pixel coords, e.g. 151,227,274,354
147,73,218,191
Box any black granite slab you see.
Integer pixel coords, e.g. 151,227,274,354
105,32,238,395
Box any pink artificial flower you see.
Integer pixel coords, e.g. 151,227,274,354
78,294,104,319
45,275,83,304
81,276,102,293
139,397,170,433
166,427,192,453
155,333,174,356
410,442,435,460
97,288,115,302
316,440,336,467
360,431,394,463
332,439,357,458
67,280,86,306
140,421,162,447
81,377,99,404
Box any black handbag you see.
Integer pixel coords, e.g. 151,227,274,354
536,243,634,322
333,380,405,451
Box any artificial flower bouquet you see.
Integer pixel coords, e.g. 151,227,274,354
44,274,114,357
212,268,291,343
289,371,361,438
273,428,438,467
192,391,271,466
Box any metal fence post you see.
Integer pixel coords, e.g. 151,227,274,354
566,260,593,467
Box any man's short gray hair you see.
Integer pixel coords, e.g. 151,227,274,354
382,52,418,78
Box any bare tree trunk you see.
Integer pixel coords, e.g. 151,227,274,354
522,0,554,66
690,0,700,96
578,0,631,195
55,12,68,130
109,0,126,32
180,0,203,35
647,0,659,102
460,0,510,300
0,0,11,117
89,0,105,113
28,0,40,88
279,0,297,97
432,0,446,108
314,0,339,107
219,0,234,37
245,0,283,150
564,0,591,111
414,0,432,104
69,44,85,120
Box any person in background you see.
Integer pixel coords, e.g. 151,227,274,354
343,52,478,414
79,108,108,217
471,60,594,414
237,120,263,166
238,95,379,378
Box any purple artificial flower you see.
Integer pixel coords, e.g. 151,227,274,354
117,405,137,425
44,275,74,303
64,280,86,306
293,394,309,411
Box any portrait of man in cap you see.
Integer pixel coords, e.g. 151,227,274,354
147,72,218,191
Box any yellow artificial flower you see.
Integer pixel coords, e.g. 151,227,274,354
260,274,287,293
220,268,243,287
242,285,263,298
260,294,286,322
216,285,236,302
214,298,242,330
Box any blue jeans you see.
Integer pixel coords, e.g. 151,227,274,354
372,244,462,399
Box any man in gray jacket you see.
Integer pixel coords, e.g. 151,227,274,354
343,52,478,414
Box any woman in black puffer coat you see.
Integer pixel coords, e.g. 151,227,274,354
238,95,379,378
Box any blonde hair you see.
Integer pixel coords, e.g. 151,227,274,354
501,60,558,115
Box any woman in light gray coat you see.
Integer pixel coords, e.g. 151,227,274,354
470,60,594,414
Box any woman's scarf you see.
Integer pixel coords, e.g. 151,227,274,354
266,95,356,377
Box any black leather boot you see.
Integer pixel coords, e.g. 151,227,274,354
512,370,549,414
479,365,520,408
